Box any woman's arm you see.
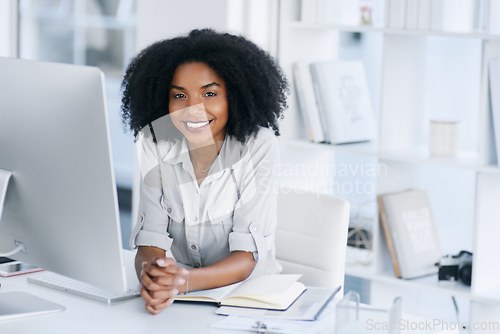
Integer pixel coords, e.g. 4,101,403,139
180,251,256,292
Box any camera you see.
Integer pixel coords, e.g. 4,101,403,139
436,251,473,286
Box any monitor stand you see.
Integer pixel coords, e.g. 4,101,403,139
0,291,65,321
0,169,38,274
0,168,12,224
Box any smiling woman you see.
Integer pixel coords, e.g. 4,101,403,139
120,29,288,315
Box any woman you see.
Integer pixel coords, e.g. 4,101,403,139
121,29,288,315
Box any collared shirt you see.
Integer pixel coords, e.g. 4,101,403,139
130,121,282,277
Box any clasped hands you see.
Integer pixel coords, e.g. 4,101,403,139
140,257,189,315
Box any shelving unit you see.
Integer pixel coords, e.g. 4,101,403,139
290,21,500,40
285,140,500,174
277,0,500,327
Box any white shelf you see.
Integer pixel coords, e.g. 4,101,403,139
284,140,500,174
345,266,500,304
283,139,379,157
290,21,500,40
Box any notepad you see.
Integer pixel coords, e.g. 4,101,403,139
216,286,340,320
173,274,306,310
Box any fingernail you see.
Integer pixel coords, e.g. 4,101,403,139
140,270,144,277
177,278,185,284
142,261,147,269
181,269,189,275
172,289,179,295
156,258,165,266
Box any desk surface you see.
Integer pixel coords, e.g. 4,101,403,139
0,271,235,334
1,271,453,334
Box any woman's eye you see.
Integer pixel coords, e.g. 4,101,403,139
173,93,185,99
204,92,216,97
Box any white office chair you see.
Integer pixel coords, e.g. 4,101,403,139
275,188,350,297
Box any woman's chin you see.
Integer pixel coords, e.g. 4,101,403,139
182,131,216,148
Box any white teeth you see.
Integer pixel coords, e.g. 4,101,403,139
186,121,209,128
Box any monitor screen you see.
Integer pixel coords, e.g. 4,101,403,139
0,57,127,293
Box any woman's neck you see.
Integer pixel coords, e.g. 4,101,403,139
187,135,225,171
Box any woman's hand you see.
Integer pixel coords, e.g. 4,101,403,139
140,257,189,315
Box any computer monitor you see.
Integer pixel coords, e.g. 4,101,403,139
0,57,130,293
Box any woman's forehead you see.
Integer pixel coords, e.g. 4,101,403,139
171,62,224,88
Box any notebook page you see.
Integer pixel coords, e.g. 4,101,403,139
178,281,242,301
225,275,301,298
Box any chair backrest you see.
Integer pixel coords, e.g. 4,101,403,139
275,188,350,297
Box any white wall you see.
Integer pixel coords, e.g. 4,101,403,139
0,0,18,57
135,0,278,54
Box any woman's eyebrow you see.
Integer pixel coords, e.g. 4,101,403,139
201,82,220,89
170,82,220,90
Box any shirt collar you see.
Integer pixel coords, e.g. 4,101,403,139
161,134,249,176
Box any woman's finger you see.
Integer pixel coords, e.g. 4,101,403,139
143,262,189,277
150,298,175,312
140,285,178,306
140,270,167,291
149,289,179,301
151,274,185,287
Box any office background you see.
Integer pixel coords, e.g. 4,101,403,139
1,0,499,326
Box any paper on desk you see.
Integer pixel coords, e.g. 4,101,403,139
210,298,339,333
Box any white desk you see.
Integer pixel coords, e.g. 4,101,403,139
0,271,235,334
1,272,454,334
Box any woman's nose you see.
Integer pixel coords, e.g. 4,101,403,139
185,103,206,118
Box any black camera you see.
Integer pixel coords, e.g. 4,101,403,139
436,251,473,286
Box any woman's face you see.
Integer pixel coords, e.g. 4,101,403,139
169,62,229,147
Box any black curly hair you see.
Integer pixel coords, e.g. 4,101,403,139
121,28,289,143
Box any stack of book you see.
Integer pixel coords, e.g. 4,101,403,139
300,0,500,34
490,58,500,167
293,60,376,144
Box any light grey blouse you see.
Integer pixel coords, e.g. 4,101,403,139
130,122,282,277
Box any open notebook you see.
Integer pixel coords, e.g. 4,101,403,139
173,274,306,310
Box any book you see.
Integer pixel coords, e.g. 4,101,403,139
378,190,442,279
329,0,361,26
490,0,500,35
389,0,406,29
301,0,318,24
405,0,419,30
173,274,306,310
417,0,431,30
293,62,326,143
431,0,475,33
216,286,340,321
489,58,500,167
310,61,377,144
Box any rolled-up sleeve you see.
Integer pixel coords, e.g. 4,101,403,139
229,130,280,264
129,132,173,251
129,175,173,251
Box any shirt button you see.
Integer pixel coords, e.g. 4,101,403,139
194,216,198,221
252,226,258,231
139,216,144,222
225,209,231,214
191,245,197,250
167,208,172,213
